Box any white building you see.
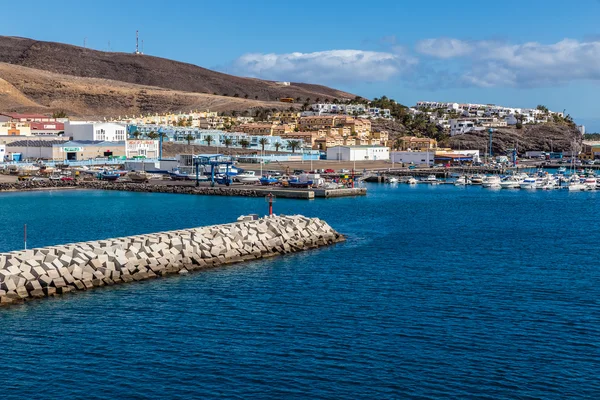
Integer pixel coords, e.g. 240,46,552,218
449,119,475,136
126,140,160,159
65,122,127,142
450,150,481,163
390,151,434,166
578,125,586,135
327,145,389,161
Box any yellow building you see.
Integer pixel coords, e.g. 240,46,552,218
272,111,301,125
239,123,274,135
0,122,32,136
299,116,339,131
371,131,389,145
281,131,321,148
344,118,371,136
399,136,437,151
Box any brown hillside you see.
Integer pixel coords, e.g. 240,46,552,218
0,62,305,119
447,123,581,154
0,36,354,102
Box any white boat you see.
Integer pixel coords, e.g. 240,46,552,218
234,171,260,184
558,166,567,173
583,177,597,190
482,175,501,188
407,177,417,185
470,175,484,185
454,176,469,186
386,177,399,184
568,175,586,191
519,177,538,189
500,176,521,189
422,175,439,184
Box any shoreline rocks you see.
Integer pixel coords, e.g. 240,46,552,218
0,215,345,307
0,180,263,197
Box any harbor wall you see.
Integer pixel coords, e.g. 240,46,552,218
0,215,344,306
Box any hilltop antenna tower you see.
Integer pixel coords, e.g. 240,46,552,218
142,39,144,55
135,30,140,54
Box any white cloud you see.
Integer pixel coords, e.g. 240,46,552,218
415,38,474,58
415,38,600,87
229,49,417,84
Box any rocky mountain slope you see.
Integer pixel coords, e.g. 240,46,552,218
0,62,303,118
0,36,353,102
445,123,581,154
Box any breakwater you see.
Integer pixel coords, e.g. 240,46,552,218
0,215,344,306
0,181,366,199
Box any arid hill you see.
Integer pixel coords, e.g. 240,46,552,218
0,36,353,102
446,123,581,154
0,62,316,119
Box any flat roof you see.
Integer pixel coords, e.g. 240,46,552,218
7,139,68,147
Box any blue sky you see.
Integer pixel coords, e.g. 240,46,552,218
3,0,600,130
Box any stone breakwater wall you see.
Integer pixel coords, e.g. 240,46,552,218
0,181,262,197
0,215,344,306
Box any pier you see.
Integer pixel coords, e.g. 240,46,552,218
0,180,367,200
0,215,344,306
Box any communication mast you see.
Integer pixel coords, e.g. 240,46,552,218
135,30,140,54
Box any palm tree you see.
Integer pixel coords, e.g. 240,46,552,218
239,139,250,149
205,135,214,146
274,142,281,152
132,130,141,139
259,137,269,152
224,138,232,148
147,131,159,140
287,140,301,153
184,134,195,145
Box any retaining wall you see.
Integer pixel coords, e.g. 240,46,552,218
0,215,344,306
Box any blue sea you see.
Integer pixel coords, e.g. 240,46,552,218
1,185,599,399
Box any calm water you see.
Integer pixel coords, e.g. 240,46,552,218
1,186,599,399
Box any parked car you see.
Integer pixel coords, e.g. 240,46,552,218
60,176,74,181
293,169,306,175
31,177,45,182
340,169,350,173
324,169,335,173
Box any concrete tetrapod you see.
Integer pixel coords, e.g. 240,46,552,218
0,215,344,306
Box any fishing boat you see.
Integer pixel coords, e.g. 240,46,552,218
407,177,418,185
97,171,120,181
234,171,260,184
127,171,149,183
215,175,232,185
482,175,501,188
169,168,190,181
386,176,399,184
260,175,279,186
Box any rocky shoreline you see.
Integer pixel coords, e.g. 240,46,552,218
0,215,345,306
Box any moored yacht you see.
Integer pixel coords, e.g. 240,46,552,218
500,176,521,189
454,176,470,186
422,175,439,184
519,177,538,189
482,175,501,188
470,175,484,185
